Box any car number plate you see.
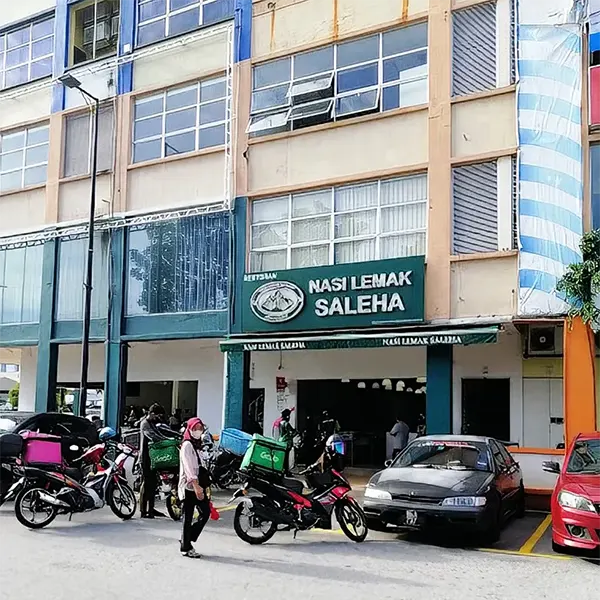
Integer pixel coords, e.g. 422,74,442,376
405,510,418,526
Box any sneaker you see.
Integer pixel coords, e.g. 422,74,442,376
181,549,202,559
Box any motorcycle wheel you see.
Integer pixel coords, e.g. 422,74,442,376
233,500,277,545
14,487,57,530
335,498,368,543
166,493,182,521
107,481,137,520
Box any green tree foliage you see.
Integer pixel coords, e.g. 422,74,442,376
8,383,19,409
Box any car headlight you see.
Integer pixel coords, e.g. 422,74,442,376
364,487,392,500
558,491,597,513
442,496,487,507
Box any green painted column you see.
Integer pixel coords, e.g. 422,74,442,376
224,351,249,430
35,240,58,413
426,345,453,435
104,228,126,430
230,197,247,334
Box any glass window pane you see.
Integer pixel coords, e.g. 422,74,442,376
334,239,376,264
381,204,427,233
24,165,46,186
337,63,378,93
200,99,225,125
292,190,331,217
1,131,25,152
134,115,163,140
383,50,428,83
382,85,400,111
250,250,287,272
133,138,162,162
21,246,43,323
135,95,164,119
291,217,330,244
0,171,22,193
32,38,53,59
169,8,200,36
380,232,426,258
171,0,197,10
198,123,225,148
337,35,379,68
291,245,329,268
1,249,25,323
4,65,28,87
64,114,90,177
400,78,428,107
251,84,289,112
253,197,288,223
203,0,235,24
165,106,197,133
165,131,195,155
200,77,226,102
31,58,53,79
137,19,166,45
381,176,427,205
335,183,378,211
336,89,379,116
25,145,48,166
289,99,332,120
166,86,197,111
334,210,377,238
28,126,49,145
6,27,30,49
251,222,288,249
57,238,84,320
139,0,167,21
383,23,428,57
6,46,28,68
294,46,334,79
0,150,23,172
32,19,55,39
253,58,291,89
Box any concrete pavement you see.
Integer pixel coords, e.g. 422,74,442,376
1,501,598,600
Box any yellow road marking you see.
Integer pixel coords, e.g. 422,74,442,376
214,505,237,512
477,547,570,561
519,514,552,554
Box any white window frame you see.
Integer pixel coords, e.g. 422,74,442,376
249,175,428,272
0,17,55,90
131,75,229,164
248,24,429,136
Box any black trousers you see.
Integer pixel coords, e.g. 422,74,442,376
140,466,157,516
181,490,210,552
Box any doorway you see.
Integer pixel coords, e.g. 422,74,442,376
461,378,511,442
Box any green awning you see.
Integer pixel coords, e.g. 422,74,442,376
219,326,499,353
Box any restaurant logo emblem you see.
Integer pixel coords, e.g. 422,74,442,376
250,281,305,324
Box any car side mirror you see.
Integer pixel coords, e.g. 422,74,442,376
542,461,560,474
384,459,392,468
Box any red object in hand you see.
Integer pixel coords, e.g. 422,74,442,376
209,502,220,521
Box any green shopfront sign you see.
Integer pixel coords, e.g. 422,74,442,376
241,257,425,333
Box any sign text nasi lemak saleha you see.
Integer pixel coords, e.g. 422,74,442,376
241,257,425,333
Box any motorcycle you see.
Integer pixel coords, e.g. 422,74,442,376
12,440,137,529
231,463,368,544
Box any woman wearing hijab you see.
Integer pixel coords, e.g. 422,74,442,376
179,417,211,558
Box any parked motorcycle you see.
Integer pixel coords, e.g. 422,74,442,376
12,440,137,529
231,463,368,544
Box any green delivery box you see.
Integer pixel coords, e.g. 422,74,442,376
240,434,287,474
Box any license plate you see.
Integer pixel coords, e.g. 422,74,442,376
405,510,418,526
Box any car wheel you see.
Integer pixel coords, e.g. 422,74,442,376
482,503,502,545
366,517,387,532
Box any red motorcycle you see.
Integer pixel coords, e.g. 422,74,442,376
231,463,368,544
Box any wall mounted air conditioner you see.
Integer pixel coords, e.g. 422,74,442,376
527,325,563,356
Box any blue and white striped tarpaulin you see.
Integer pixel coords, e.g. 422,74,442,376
517,24,584,316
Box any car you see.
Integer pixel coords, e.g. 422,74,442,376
363,435,525,542
543,433,600,556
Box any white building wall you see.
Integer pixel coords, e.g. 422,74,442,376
18,347,38,412
0,1,55,28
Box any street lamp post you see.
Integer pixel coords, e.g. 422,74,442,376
59,74,100,419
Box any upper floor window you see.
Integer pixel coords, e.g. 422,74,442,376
248,22,428,137
70,0,120,66
249,174,428,273
136,0,235,47
0,124,49,194
132,76,228,163
0,17,54,90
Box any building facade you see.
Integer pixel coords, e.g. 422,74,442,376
0,0,596,490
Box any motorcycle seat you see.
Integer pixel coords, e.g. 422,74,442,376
59,466,82,481
281,477,305,494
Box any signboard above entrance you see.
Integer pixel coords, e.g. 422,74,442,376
241,257,425,333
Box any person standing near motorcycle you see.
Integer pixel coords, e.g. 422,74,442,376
178,417,211,559
276,409,298,474
139,403,168,518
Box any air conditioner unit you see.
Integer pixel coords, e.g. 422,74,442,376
528,325,562,355
83,20,113,47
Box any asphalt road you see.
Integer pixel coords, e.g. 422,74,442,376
0,501,597,600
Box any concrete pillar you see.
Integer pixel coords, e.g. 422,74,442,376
426,345,453,435
223,351,249,430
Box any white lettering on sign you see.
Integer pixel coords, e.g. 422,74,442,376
314,293,405,317
243,341,307,351
309,271,412,294
382,335,463,347
244,272,278,282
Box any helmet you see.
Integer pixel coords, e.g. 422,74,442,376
325,434,345,456
98,426,118,442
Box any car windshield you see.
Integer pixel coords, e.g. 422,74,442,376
393,440,492,472
566,439,600,475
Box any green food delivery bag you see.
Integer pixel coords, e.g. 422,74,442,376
149,438,180,470
240,434,287,474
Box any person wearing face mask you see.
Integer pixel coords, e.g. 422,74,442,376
179,417,212,558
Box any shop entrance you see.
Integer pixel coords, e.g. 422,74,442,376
297,378,426,469
461,378,510,442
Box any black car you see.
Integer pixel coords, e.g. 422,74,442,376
363,435,525,542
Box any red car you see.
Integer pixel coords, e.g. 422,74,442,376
544,433,600,555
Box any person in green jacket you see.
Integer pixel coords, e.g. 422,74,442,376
277,409,297,473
